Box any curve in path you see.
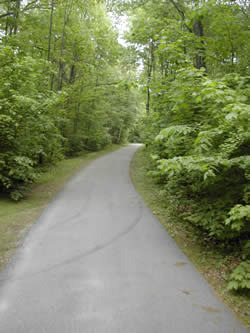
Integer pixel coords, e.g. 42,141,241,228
0,145,248,333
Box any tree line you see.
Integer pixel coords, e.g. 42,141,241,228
0,0,141,200
117,0,249,291
1,0,249,291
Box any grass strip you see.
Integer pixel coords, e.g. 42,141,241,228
130,146,250,329
0,144,123,272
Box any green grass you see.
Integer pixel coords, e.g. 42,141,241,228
130,146,250,329
0,144,123,271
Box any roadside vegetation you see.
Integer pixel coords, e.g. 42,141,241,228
131,147,250,328
0,0,141,275
116,0,249,299
0,0,142,200
117,0,250,326
0,145,122,272
0,0,249,321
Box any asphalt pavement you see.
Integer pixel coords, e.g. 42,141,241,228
0,145,248,333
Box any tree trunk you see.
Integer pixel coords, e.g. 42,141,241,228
146,86,151,114
57,0,70,91
74,102,80,134
73,84,83,134
5,0,11,36
193,19,206,69
69,64,76,84
146,41,155,114
117,127,122,144
14,0,21,35
48,0,55,62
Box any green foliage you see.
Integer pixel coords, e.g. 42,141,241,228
112,0,250,295
228,261,250,291
0,45,63,198
125,0,249,293
0,1,142,199
0,152,36,200
225,205,250,233
139,63,249,240
242,241,250,260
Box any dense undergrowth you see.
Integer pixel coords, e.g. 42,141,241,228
0,0,249,295
0,1,142,200
142,68,250,292
121,0,250,293
131,147,250,327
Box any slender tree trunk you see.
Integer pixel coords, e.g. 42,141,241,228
57,0,70,91
165,61,169,78
117,127,122,144
193,19,206,69
74,102,80,134
50,36,57,91
91,62,101,110
168,0,206,69
50,73,55,90
5,0,11,36
146,86,151,114
73,84,83,134
48,0,55,62
83,64,101,146
146,41,155,114
14,0,21,35
69,64,76,84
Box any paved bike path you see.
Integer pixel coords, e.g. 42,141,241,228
0,145,248,332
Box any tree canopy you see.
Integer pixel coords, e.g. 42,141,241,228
0,0,142,199
121,0,249,291
0,0,249,290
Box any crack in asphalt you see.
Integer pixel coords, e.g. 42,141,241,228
0,202,143,284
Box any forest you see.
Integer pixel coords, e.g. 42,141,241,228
0,0,249,294
0,0,143,200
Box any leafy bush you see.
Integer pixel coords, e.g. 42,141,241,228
225,205,250,234
146,67,249,240
0,153,36,200
0,45,63,198
228,261,250,291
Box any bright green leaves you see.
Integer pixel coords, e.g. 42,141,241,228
0,115,16,148
223,103,250,128
225,205,250,233
0,44,63,198
117,0,250,293
194,130,216,154
228,261,250,291
0,1,143,199
145,64,249,246
156,125,194,142
0,152,36,200
204,1,250,75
